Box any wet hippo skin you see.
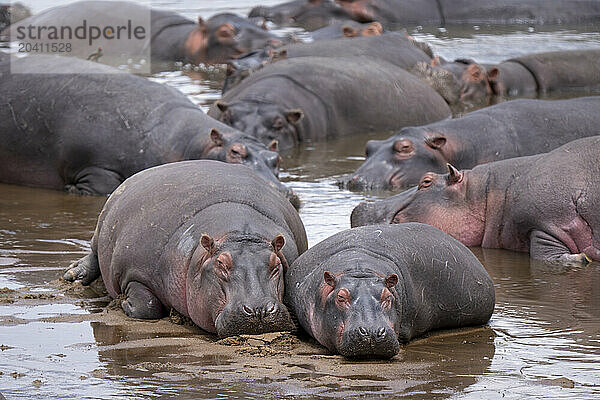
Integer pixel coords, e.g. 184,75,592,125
286,223,495,358
352,136,600,266
64,160,308,337
345,97,600,191
0,54,290,200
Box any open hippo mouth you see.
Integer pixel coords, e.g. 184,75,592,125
214,301,295,337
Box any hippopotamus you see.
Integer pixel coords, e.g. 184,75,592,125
351,136,600,265
0,54,294,203
249,0,353,30
222,32,432,93
336,0,600,26
344,97,600,191
308,20,383,40
286,223,495,358
5,1,283,68
412,49,600,106
210,56,450,150
64,160,308,337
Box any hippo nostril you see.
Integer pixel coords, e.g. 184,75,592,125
243,305,253,316
377,327,386,338
266,302,277,314
358,327,368,336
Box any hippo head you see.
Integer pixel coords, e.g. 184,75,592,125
311,255,401,358
290,0,354,30
188,128,299,208
187,233,294,337
249,0,309,25
336,0,377,22
345,127,449,191
213,100,304,151
411,58,498,107
222,48,273,94
185,17,245,64
351,164,485,246
341,21,383,37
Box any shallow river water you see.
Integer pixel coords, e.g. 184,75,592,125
1,1,600,399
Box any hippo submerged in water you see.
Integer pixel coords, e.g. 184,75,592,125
6,0,283,67
352,136,600,265
0,54,294,203
222,32,432,93
210,56,450,150
344,97,600,191
286,223,495,358
64,160,308,337
413,49,600,106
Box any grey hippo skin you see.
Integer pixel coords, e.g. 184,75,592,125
222,32,431,93
0,54,293,202
351,136,600,266
345,97,600,191
64,160,308,337
286,223,495,358
6,1,282,66
249,0,353,30
336,0,600,26
414,49,600,106
209,56,450,150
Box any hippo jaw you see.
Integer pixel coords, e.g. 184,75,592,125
337,325,400,359
215,299,294,337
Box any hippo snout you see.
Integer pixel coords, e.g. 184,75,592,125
215,300,294,337
338,325,400,359
346,174,370,191
350,201,389,227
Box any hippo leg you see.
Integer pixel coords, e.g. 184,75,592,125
121,281,166,319
63,253,100,285
65,166,123,195
529,230,591,266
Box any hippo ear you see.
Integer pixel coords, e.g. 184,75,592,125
424,134,446,150
197,16,205,26
210,129,224,146
488,67,500,82
342,25,358,37
271,234,285,253
268,139,279,152
447,163,463,185
385,274,399,289
364,22,383,35
215,23,235,41
285,109,304,124
215,100,229,113
323,271,336,288
201,234,215,254
463,64,486,82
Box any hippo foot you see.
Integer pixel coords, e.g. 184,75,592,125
63,253,100,285
121,281,166,319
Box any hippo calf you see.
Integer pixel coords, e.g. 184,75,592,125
211,56,450,150
352,136,600,265
286,223,495,358
345,97,600,191
64,161,308,336
0,54,293,202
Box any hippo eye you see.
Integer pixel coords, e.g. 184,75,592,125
418,176,433,189
336,289,350,308
381,294,393,309
270,263,281,279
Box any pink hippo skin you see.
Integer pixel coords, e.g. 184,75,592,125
351,136,600,265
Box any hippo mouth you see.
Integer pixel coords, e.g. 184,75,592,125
214,302,295,337
337,327,400,359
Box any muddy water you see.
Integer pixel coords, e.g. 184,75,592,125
2,0,600,398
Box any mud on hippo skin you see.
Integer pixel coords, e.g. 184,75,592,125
344,96,600,191
352,136,600,265
286,223,495,358
64,160,308,337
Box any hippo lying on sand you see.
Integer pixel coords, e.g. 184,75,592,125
0,54,292,202
64,160,308,337
344,97,600,191
6,1,283,66
210,56,450,150
286,223,495,358
351,136,600,265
